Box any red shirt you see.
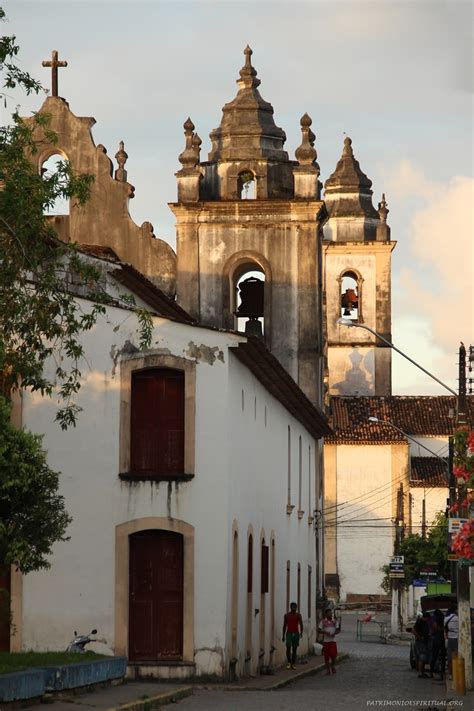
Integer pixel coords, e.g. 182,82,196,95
284,612,302,633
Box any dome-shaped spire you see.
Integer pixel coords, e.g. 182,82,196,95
324,136,378,219
238,45,261,90
208,46,287,162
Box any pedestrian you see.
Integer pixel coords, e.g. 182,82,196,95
282,602,303,670
444,604,459,677
413,613,429,678
318,607,340,675
430,609,446,680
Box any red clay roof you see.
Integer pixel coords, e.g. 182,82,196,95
327,395,474,444
410,457,448,488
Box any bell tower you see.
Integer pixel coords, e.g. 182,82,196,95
170,47,327,406
323,137,395,396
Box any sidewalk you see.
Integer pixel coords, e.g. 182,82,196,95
46,653,343,710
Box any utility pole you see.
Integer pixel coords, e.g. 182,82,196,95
455,343,472,690
448,436,457,594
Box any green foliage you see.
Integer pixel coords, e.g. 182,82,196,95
380,512,449,593
0,8,43,100
0,396,72,573
0,9,151,427
0,651,106,675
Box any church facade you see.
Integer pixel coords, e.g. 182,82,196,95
7,47,335,679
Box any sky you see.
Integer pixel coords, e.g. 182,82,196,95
2,0,473,396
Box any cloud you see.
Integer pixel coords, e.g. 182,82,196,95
389,161,473,392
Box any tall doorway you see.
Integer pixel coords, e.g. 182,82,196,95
129,530,183,661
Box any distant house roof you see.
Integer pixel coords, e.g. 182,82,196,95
410,457,448,488
327,395,474,444
230,338,332,439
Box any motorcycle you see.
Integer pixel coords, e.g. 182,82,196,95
66,628,99,653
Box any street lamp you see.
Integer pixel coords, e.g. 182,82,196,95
336,317,457,397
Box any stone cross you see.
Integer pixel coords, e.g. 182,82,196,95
42,50,68,97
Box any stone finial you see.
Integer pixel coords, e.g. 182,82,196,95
378,193,389,223
343,136,353,155
178,117,199,170
115,141,128,182
295,113,319,172
237,44,261,90
192,132,202,163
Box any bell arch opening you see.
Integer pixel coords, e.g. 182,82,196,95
233,263,265,338
237,170,256,200
340,270,361,322
40,152,71,216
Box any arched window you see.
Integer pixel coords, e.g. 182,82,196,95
41,153,70,215
237,170,256,200
246,533,253,661
340,270,363,322
234,265,265,337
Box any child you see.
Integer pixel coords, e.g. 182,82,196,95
318,608,340,674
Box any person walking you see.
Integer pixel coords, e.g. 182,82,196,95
430,609,446,680
282,602,303,670
413,613,429,678
318,607,340,675
444,605,459,678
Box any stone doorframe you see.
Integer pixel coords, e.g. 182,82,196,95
115,517,194,662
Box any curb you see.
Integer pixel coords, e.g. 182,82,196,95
196,653,349,692
107,685,193,711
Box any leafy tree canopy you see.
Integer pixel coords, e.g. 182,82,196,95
0,9,151,428
381,512,449,593
0,396,71,572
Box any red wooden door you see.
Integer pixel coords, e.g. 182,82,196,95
130,369,184,475
129,531,183,661
0,566,11,652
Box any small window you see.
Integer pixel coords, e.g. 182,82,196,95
308,566,312,619
238,170,256,199
297,563,301,612
130,368,184,475
261,543,269,594
247,535,253,594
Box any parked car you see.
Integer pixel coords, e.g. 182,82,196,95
406,593,456,669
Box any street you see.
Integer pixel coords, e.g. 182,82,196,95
166,613,467,710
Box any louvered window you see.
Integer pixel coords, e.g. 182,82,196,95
130,369,185,475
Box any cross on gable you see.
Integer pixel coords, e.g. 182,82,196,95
42,50,68,97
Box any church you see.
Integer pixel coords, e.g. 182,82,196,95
5,45,458,677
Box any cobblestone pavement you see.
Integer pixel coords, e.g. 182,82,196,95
168,613,469,710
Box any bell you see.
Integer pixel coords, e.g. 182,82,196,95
244,317,263,339
237,276,264,318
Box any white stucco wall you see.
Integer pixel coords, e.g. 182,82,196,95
226,357,318,673
19,292,320,678
335,445,394,600
408,436,449,534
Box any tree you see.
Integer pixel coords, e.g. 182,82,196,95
0,9,151,429
0,396,71,573
380,512,450,593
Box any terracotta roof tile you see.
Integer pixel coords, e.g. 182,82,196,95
326,396,474,444
410,457,449,488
